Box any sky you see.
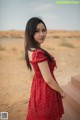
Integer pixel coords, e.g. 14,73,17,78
0,0,80,31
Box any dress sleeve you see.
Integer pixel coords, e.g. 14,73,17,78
32,50,47,63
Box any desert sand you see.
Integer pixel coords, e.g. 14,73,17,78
0,30,80,120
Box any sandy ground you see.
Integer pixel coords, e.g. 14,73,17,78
0,33,80,120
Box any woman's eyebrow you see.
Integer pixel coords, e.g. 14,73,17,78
36,27,46,30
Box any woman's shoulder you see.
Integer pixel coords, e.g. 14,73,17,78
33,49,43,53
32,49,47,63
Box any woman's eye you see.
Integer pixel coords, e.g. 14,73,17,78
42,29,46,32
35,30,39,32
35,29,46,33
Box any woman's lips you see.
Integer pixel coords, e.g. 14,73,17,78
40,37,44,40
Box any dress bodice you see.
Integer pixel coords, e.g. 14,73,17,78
30,49,56,78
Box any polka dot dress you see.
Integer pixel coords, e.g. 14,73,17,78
26,49,64,120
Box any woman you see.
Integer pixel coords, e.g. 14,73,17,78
25,17,66,120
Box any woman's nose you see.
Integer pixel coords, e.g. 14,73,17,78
40,31,43,36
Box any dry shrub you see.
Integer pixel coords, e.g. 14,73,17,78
60,41,75,48
0,45,6,51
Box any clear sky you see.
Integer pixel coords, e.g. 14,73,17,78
0,0,80,31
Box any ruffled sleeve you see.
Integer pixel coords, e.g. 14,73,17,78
32,49,47,63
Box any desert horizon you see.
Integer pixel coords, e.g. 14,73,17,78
0,29,80,38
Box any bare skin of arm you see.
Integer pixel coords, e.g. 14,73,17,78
38,61,66,98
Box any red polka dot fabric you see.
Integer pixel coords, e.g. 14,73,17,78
26,49,64,120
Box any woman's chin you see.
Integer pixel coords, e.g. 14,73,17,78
39,40,45,44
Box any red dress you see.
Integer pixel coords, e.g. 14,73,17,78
26,49,64,120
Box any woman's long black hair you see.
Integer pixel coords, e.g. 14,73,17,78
25,17,53,70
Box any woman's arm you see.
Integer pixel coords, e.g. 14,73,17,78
38,61,66,98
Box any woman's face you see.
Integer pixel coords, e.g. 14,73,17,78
34,23,47,44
